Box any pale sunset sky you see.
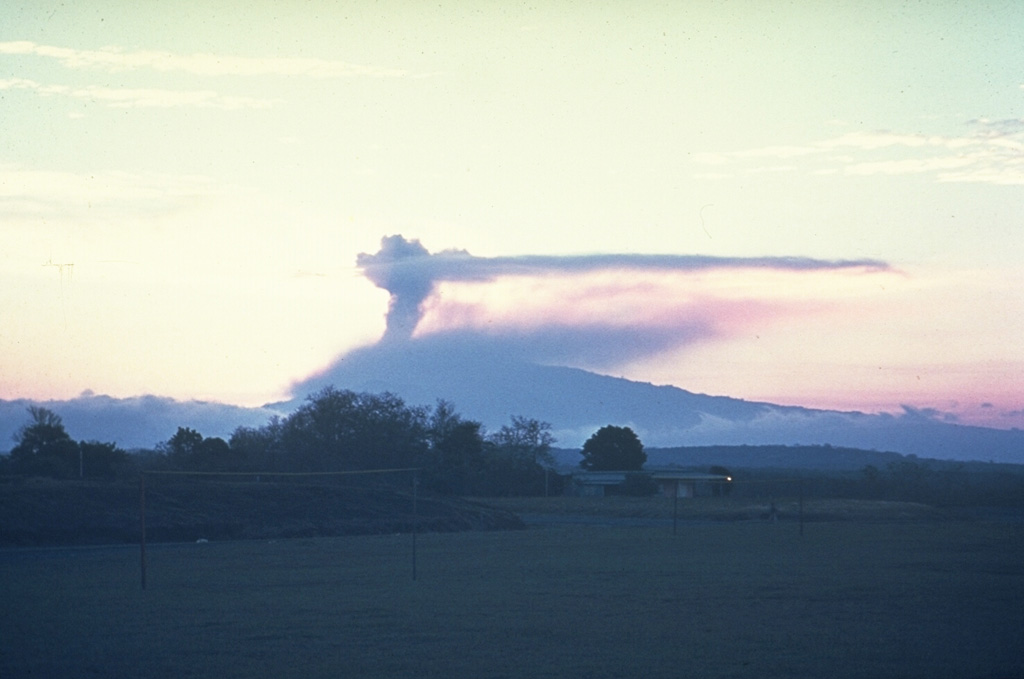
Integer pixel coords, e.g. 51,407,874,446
2,1,1022,429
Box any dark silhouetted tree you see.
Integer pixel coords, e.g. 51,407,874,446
165,426,202,456
192,437,236,471
160,428,242,471
9,407,79,478
423,400,486,495
579,425,646,471
280,387,428,472
163,427,204,468
229,417,284,471
490,416,556,469
78,440,129,478
485,417,558,496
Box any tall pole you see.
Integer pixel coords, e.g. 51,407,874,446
411,470,418,581
139,474,147,590
672,480,679,535
799,477,805,537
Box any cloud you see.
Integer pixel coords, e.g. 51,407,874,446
356,235,891,365
695,120,1024,186
0,41,409,78
401,320,719,369
0,165,219,215
844,156,976,177
0,77,276,109
357,235,887,283
900,404,959,424
1,40,411,110
0,393,283,451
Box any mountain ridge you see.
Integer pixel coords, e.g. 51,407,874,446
293,340,1024,463
3,340,1022,464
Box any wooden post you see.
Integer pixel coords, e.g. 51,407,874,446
139,474,147,590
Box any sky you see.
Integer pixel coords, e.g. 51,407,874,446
2,1,1023,431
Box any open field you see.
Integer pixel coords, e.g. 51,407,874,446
2,520,1022,678
476,495,953,523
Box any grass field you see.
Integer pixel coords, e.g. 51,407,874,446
476,495,952,522
2,519,1022,678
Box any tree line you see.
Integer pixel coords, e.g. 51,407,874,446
1,389,567,497
10,389,1017,506
2,406,129,479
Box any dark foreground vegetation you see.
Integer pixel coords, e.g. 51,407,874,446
0,477,522,547
2,521,1022,679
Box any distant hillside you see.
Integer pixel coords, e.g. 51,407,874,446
554,444,1024,474
298,340,1024,464
4,339,1024,464
550,444,909,472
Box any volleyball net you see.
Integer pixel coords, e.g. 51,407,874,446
139,467,419,589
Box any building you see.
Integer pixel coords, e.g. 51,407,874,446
568,469,731,497
650,470,731,498
568,471,630,496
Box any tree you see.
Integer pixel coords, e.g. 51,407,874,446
166,426,203,456
484,416,558,496
161,428,242,471
192,437,235,471
9,407,79,478
78,440,129,478
163,427,204,468
489,416,556,469
423,400,486,495
579,425,646,471
279,387,428,472
229,417,284,471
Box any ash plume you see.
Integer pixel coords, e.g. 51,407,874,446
356,235,436,341
356,234,890,343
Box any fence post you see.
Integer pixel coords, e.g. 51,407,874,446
672,480,679,535
799,477,805,537
412,470,418,581
139,473,147,590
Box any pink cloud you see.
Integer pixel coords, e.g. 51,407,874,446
410,266,887,370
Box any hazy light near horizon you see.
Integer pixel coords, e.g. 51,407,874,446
414,266,896,343
1,1,1022,429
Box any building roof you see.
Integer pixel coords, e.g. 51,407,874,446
571,469,731,484
649,471,731,482
570,471,629,485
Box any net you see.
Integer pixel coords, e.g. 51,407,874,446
138,468,421,589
